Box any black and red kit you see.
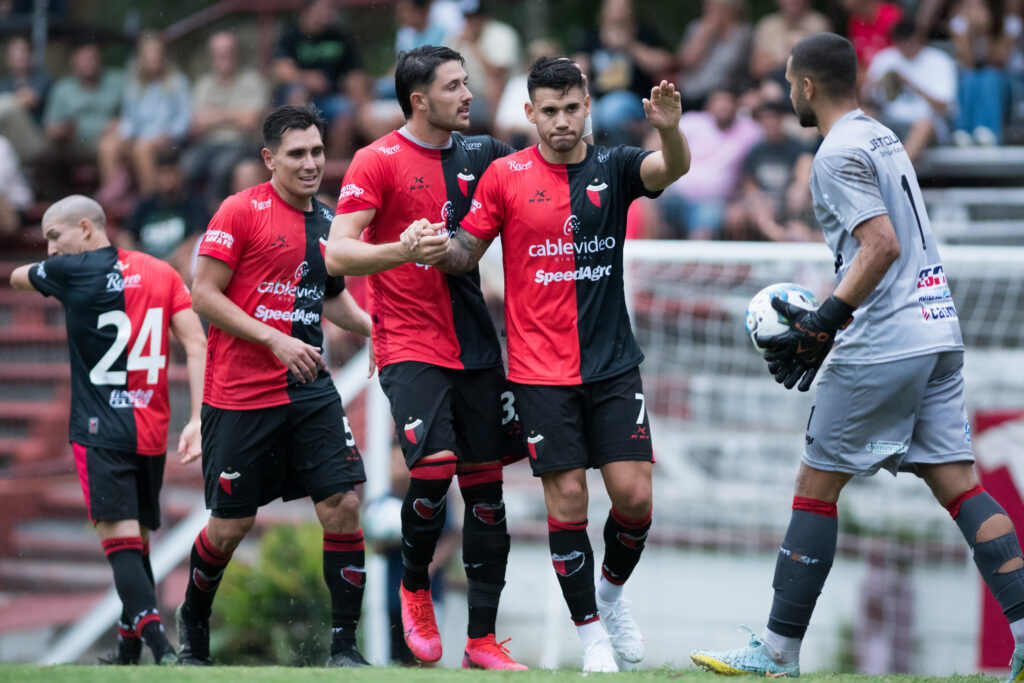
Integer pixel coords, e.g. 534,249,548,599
28,246,192,454
462,144,660,385
199,181,346,409
336,130,513,371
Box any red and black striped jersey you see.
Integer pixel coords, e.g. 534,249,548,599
462,144,659,385
199,182,345,409
28,246,192,455
336,130,513,371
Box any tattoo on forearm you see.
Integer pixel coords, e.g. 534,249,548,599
440,230,486,274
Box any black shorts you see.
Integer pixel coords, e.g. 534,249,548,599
201,395,365,519
512,366,653,476
379,361,525,468
72,442,165,530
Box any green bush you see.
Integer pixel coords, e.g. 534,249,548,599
212,523,332,666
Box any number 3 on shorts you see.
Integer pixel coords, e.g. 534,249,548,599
500,390,517,425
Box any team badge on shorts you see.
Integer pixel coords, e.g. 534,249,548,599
404,417,424,445
526,432,545,460
551,550,585,577
219,469,240,495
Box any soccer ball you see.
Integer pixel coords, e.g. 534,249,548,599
745,282,819,354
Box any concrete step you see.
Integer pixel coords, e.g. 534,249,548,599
0,558,111,593
11,519,99,562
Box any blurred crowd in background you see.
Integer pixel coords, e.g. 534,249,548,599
2,0,1024,279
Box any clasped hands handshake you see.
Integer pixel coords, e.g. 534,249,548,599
400,219,450,266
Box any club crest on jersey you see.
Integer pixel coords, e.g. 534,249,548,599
192,567,224,592
551,550,585,577
457,170,475,196
472,501,506,525
586,181,607,208
616,529,648,550
404,418,424,444
219,470,240,495
413,495,446,519
341,565,366,587
526,433,545,460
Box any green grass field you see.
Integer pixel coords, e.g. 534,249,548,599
0,665,1004,683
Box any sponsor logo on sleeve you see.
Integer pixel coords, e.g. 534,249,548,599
106,271,142,291
251,198,272,211
917,263,958,322
460,139,482,151
597,149,610,163
508,159,533,172
339,183,365,200
377,143,401,155
203,229,234,248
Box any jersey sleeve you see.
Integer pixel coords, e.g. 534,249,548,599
336,147,385,214
616,145,662,201
485,135,516,162
813,147,888,235
26,255,70,301
325,275,346,299
460,162,505,241
198,194,250,270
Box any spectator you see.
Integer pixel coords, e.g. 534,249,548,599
863,18,957,162
228,156,270,196
676,0,752,111
723,99,817,242
447,0,521,133
42,41,123,193
119,146,207,282
750,0,831,85
272,0,369,157
97,31,190,200
652,87,761,240
0,134,32,235
0,35,49,165
494,37,562,148
182,31,268,214
395,0,449,54
949,0,1021,145
574,0,674,146
842,0,904,77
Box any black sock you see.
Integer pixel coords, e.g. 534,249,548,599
601,506,652,588
400,460,455,592
183,526,233,621
103,536,170,658
141,538,155,587
767,497,838,639
324,529,365,652
548,516,597,625
459,466,509,638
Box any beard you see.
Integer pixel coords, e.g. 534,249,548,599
427,99,470,132
794,100,818,128
547,130,582,153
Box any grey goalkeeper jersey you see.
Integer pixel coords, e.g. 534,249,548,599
810,109,963,364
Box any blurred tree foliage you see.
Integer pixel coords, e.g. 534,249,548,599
213,523,334,666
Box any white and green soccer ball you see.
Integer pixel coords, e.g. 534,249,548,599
745,282,819,354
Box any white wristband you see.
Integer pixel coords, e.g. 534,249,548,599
583,113,593,138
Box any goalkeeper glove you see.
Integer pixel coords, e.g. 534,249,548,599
759,294,855,392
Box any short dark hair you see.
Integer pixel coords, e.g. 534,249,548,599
891,18,917,42
262,104,325,151
395,45,465,119
527,56,585,99
790,33,858,100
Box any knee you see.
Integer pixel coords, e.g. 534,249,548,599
318,490,361,533
207,516,254,552
612,487,652,520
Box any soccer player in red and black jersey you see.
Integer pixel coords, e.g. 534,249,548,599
178,105,373,667
325,46,527,670
401,57,690,672
10,195,208,665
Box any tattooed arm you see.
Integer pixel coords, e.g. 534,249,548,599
399,220,493,276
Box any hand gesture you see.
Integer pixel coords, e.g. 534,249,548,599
269,330,326,383
400,219,449,265
758,295,854,392
178,418,202,464
643,81,682,131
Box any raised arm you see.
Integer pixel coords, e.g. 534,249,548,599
639,81,691,191
169,307,207,464
191,255,325,383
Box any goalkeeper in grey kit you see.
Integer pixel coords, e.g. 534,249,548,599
690,32,1024,679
